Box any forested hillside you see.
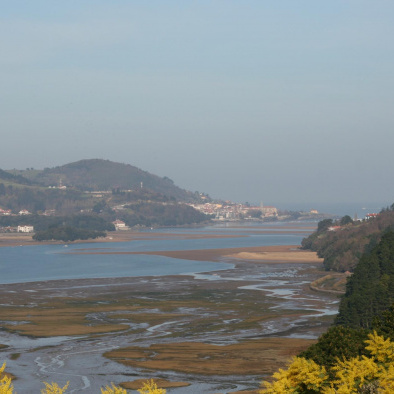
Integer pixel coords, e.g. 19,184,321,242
335,230,394,328
10,159,200,201
0,160,212,238
0,184,93,214
264,230,394,393
301,204,394,271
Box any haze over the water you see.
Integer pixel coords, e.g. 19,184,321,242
1,1,393,208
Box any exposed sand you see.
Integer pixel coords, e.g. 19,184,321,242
227,249,323,263
73,244,322,265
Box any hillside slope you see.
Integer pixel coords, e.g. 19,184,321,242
12,159,197,201
0,168,32,185
301,205,394,272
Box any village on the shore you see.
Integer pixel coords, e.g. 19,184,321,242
0,197,380,234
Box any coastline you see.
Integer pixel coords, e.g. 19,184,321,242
0,230,243,248
0,225,313,248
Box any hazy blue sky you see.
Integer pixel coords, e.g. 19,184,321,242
1,1,393,207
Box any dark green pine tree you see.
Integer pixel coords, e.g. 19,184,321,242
335,230,394,329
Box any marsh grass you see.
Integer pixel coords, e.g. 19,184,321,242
105,338,316,376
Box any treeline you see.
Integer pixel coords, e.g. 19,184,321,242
335,230,394,328
33,226,106,242
0,214,115,232
301,204,394,271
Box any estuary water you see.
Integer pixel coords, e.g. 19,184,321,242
0,222,339,394
0,222,309,284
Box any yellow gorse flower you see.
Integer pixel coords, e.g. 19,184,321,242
41,381,69,394
261,332,394,393
100,383,127,394
138,379,166,394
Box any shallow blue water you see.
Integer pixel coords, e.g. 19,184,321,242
0,224,307,284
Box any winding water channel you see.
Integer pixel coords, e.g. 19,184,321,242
0,222,340,393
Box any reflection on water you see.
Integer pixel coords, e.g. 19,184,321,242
0,223,308,284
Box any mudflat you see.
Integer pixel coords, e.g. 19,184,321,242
0,223,339,393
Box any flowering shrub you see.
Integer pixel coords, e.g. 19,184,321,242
0,367,166,394
261,331,394,393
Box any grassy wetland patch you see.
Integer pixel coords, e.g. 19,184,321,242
0,240,338,392
0,286,288,339
104,337,316,376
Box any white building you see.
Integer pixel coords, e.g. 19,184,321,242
261,206,278,217
17,225,34,233
112,220,128,230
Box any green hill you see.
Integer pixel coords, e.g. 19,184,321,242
11,159,197,201
0,160,210,229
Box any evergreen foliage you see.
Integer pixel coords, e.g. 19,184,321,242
372,304,394,340
299,326,370,374
335,231,394,329
33,226,106,242
0,214,115,232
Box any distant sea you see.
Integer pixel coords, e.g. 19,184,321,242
278,201,393,219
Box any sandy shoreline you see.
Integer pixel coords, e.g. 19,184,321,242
71,244,323,264
0,224,315,248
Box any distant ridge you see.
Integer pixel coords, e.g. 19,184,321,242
0,168,31,185
15,159,194,201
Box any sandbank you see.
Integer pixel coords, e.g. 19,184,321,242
73,244,322,264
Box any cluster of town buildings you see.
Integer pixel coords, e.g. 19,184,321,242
0,224,35,233
186,202,278,220
0,208,35,233
0,208,32,216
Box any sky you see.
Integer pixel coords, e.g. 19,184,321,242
1,1,394,208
